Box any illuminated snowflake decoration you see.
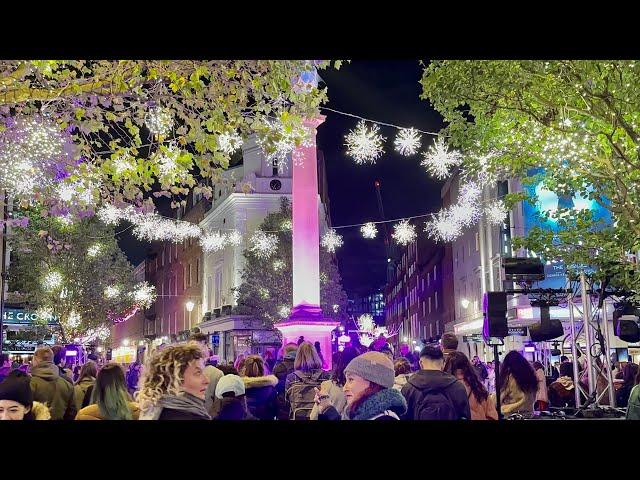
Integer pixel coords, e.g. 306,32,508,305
250,230,279,259
104,285,121,299
278,305,291,318
345,120,386,164
66,311,81,329
424,210,463,243
391,220,417,246
131,282,156,309
259,287,270,299
87,244,103,258
156,145,180,176
225,230,243,247
394,128,421,156
332,304,340,313
200,231,226,253
257,121,311,173
321,229,344,253
420,137,463,179
113,153,136,175
485,200,508,226
97,204,126,226
360,222,378,239
128,211,201,243
357,313,375,332
273,259,286,272
146,106,174,137
218,131,243,155
280,219,292,231
43,271,63,291
81,325,111,344
57,183,76,202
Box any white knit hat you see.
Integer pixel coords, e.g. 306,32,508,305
215,374,245,399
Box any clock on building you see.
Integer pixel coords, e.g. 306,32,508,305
270,179,282,191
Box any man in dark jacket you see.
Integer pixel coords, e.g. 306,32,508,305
272,343,297,420
401,345,470,420
50,345,73,384
30,347,77,420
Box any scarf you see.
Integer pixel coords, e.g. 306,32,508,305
350,388,407,420
556,376,574,390
139,393,211,420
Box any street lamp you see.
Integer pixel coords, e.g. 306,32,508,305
186,300,195,330
460,298,470,309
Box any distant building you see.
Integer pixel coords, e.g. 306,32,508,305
347,289,385,324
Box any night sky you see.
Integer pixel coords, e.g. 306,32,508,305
118,60,446,298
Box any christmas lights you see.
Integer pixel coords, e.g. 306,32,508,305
278,305,291,318
104,285,121,299
391,219,417,246
485,200,508,226
146,106,174,137
345,120,386,164
43,271,63,291
273,259,285,272
394,128,421,156
200,231,226,253
321,229,343,253
87,244,103,258
131,282,156,309
250,230,278,259
420,137,462,179
218,131,243,155
360,222,378,239
225,229,243,247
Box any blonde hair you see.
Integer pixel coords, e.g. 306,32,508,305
34,347,54,362
136,342,205,412
294,342,322,371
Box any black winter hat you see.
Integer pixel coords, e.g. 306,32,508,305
0,370,33,408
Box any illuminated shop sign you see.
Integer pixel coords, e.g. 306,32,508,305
2,308,60,325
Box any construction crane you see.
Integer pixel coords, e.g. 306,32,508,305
374,180,397,283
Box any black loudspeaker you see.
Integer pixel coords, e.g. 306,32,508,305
615,320,640,343
483,292,508,338
529,320,564,342
550,348,562,356
503,257,545,281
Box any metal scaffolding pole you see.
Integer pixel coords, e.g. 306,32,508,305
580,272,596,397
567,287,582,408
600,298,616,407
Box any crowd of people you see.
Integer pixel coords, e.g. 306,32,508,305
1,331,639,420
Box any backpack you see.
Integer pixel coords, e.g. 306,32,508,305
414,382,458,420
286,370,325,420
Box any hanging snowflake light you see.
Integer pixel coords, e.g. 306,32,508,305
394,128,422,156
420,137,463,179
360,222,378,239
35,307,54,325
218,131,243,155
43,271,63,291
97,204,126,226
257,121,311,173
87,243,103,258
485,200,508,226
278,305,291,318
146,106,174,137
332,304,340,313
131,282,156,309
156,145,180,176
272,259,286,272
96,326,110,340
104,285,121,299
391,220,417,246
225,230,243,247
357,313,375,332
345,120,386,164
113,153,136,175
200,232,226,253
321,229,344,253
57,183,76,202
250,230,279,259
425,210,463,243
259,287,270,299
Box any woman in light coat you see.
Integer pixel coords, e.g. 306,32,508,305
532,361,549,411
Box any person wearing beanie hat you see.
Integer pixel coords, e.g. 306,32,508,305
315,351,407,421
0,371,51,420
273,343,298,420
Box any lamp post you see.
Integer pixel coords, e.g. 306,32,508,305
186,300,195,330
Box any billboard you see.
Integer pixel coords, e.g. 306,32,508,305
521,168,613,289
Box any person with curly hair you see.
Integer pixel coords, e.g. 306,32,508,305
137,343,211,420
497,350,538,415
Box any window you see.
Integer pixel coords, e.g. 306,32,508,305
468,240,471,256
188,263,192,288
161,248,165,266
435,291,439,310
427,272,430,287
196,258,200,284
174,275,178,296
174,243,178,260
475,232,480,251
421,278,425,291
167,312,171,334
428,296,432,314
433,265,437,281
429,323,433,339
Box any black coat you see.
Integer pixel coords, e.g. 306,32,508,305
401,370,471,420
243,375,279,420
273,358,295,420
158,407,210,420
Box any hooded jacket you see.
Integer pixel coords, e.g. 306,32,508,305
75,402,141,420
625,384,640,420
74,377,96,412
273,355,296,420
548,376,576,408
214,397,257,420
401,370,471,420
499,375,536,415
319,388,407,421
30,361,76,420
243,375,278,420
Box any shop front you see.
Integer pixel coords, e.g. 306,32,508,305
198,315,282,365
